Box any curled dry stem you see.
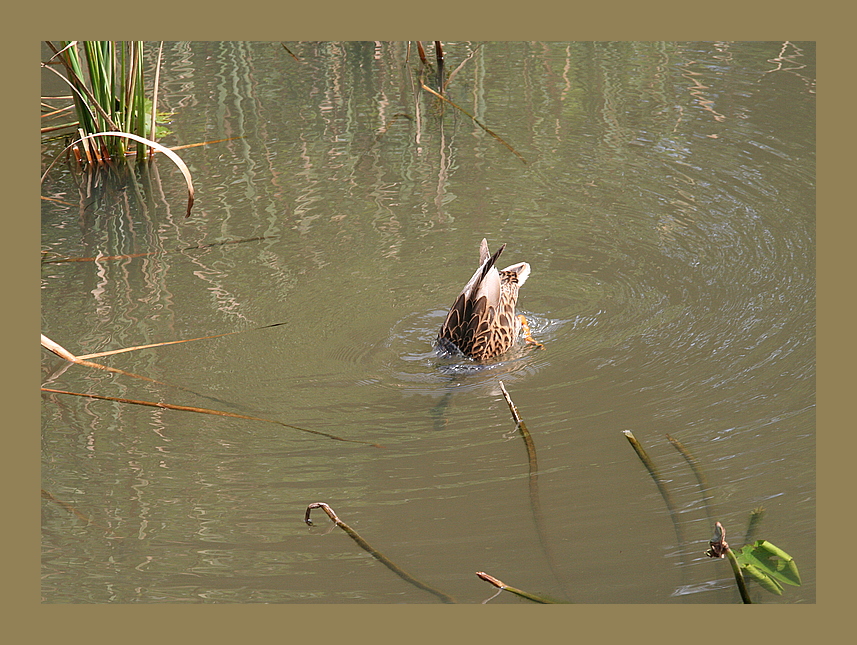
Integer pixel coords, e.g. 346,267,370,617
705,521,752,604
304,503,455,603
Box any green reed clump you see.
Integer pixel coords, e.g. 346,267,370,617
45,41,164,161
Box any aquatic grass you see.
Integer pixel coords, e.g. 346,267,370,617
43,41,167,161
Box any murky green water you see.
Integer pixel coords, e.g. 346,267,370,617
41,41,814,603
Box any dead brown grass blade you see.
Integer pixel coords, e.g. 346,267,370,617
40,195,77,207
419,83,526,164
74,334,239,360
416,41,429,67
41,334,215,398
41,326,288,414
42,388,382,448
475,571,557,604
75,323,286,360
42,333,261,410
41,104,75,119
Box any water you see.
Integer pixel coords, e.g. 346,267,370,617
41,41,815,603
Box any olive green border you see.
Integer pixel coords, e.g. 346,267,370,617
19,4,838,642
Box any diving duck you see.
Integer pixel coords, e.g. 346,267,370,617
437,238,540,361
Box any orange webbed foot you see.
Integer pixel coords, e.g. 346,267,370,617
517,314,544,349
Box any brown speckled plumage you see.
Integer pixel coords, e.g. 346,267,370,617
437,239,531,361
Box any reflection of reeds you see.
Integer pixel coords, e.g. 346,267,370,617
41,131,195,217
667,433,715,525
41,489,114,533
402,42,526,164
622,430,685,548
42,235,276,265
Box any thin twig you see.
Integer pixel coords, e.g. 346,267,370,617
280,43,301,62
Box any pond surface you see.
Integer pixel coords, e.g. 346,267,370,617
41,41,815,603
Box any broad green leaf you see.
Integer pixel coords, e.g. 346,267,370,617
757,540,802,586
737,540,802,592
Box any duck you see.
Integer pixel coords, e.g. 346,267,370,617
437,238,541,361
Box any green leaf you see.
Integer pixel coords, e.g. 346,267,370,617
736,540,802,594
742,563,783,595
